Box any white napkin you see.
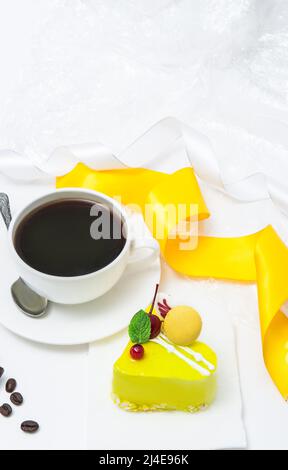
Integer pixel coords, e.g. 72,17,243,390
87,271,246,450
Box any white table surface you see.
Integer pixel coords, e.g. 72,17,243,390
1,0,288,450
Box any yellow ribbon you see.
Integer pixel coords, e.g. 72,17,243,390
57,162,288,399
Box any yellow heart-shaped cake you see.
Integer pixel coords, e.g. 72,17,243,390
113,336,217,412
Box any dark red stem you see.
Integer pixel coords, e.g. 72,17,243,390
148,283,160,316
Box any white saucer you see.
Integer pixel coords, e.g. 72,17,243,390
0,216,160,346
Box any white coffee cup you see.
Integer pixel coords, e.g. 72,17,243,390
8,188,159,304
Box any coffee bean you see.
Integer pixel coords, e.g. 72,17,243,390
0,403,12,417
10,392,23,406
21,420,39,433
0,367,4,378
6,378,16,393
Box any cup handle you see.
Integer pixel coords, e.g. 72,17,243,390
127,237,160,272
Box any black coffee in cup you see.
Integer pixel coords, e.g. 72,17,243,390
14,199,126,277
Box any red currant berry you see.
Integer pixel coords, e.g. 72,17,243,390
130,344,144,360
149,314,161,339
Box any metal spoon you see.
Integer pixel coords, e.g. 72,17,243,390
0,193,48,318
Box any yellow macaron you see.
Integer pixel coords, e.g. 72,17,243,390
163,305,202,346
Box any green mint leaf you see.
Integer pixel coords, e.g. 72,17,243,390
128,309,151,344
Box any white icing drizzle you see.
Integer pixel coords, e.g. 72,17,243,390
152,336,211,377
178,346,215,371
159,335,215,371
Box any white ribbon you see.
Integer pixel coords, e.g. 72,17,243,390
0,117,287,216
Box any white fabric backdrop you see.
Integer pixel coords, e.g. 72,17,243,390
1,0,288,449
